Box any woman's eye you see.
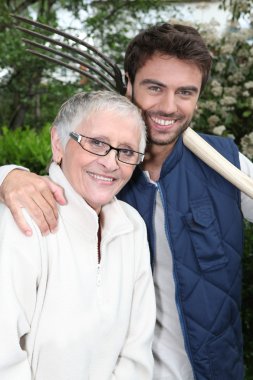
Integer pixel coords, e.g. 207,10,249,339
90,139,104,147
120,149,135,157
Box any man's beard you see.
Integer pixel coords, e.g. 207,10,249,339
143,110,191,146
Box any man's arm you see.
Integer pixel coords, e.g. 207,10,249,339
0,167,66,236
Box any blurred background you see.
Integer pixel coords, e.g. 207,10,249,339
0,0,253,377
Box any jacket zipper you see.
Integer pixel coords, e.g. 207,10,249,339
96,216,102,287
157,182,196,380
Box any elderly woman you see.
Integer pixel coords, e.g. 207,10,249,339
0,91,155,379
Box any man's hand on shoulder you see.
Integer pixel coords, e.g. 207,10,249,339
0,169,67,236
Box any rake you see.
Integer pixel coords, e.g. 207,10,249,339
12,14,126,95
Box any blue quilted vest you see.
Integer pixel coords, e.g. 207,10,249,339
118,134,244,380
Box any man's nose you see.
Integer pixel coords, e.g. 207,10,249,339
160,93,178,114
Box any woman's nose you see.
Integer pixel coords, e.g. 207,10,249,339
97,149,119,170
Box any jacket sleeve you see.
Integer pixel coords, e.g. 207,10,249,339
111,217,156,380
0,206,41,380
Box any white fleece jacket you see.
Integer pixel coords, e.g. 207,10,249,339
0,163,156,380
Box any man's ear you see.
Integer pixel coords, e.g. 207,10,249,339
51,126,64,164
125,73,133,99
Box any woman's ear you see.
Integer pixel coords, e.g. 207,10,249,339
51,126,63,164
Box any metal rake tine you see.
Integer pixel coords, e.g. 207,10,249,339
12,14,126,94
17,27,115,80
26,49,114,92
12,14,117,69
23,38,116,90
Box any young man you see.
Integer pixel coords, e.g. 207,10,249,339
1,23,253,379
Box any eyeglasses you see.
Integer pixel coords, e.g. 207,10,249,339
69,132,144,165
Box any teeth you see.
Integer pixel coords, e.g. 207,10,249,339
90,173,113,182
152,117,175,126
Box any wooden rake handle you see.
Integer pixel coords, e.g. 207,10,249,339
182,128,253,199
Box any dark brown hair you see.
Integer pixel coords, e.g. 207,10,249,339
124,23,212,93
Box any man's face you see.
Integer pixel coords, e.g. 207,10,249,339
127,53,202,150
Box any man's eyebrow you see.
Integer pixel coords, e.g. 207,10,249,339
140,79,167,88
178,86,199,93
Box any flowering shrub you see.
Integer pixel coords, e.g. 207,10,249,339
191,22,253,159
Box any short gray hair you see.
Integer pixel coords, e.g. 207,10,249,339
53,90,146,153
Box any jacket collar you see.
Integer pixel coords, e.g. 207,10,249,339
49,163,134,242
159,136,184,178
132,136,184,185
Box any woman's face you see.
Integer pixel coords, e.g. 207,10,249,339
52,110,141,214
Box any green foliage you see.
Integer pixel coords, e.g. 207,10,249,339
0,124,51,174
0,0,87,129
220,0,253,21
81,0,177,64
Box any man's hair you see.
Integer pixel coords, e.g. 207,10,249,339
124,23,212,93
53,90,146,152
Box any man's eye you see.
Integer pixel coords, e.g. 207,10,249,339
179,90,193,96
148,86,161,93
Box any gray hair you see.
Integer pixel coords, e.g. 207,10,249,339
53,90,146,153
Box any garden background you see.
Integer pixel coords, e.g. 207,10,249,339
0,0,253,378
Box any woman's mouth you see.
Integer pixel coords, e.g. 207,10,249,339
88,172,114,182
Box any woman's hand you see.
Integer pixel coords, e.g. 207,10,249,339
0,169,67,236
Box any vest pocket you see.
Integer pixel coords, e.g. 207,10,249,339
182,197,228,272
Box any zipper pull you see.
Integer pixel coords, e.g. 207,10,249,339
96,263,102,286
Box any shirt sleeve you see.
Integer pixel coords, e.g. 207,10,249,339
0,206,41,379
111,217,156,380
239,152,253,222
0,165,29,187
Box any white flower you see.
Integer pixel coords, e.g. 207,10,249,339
213,125,226,135
202,100,217,112
211,79,221,87
220,43,234,54
224,86,239,97
242,91,250,97
215,62,226,73
244,81,253,89
220,96,237,106
241,132,253,159
208,115,220,127
228,72,246,84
